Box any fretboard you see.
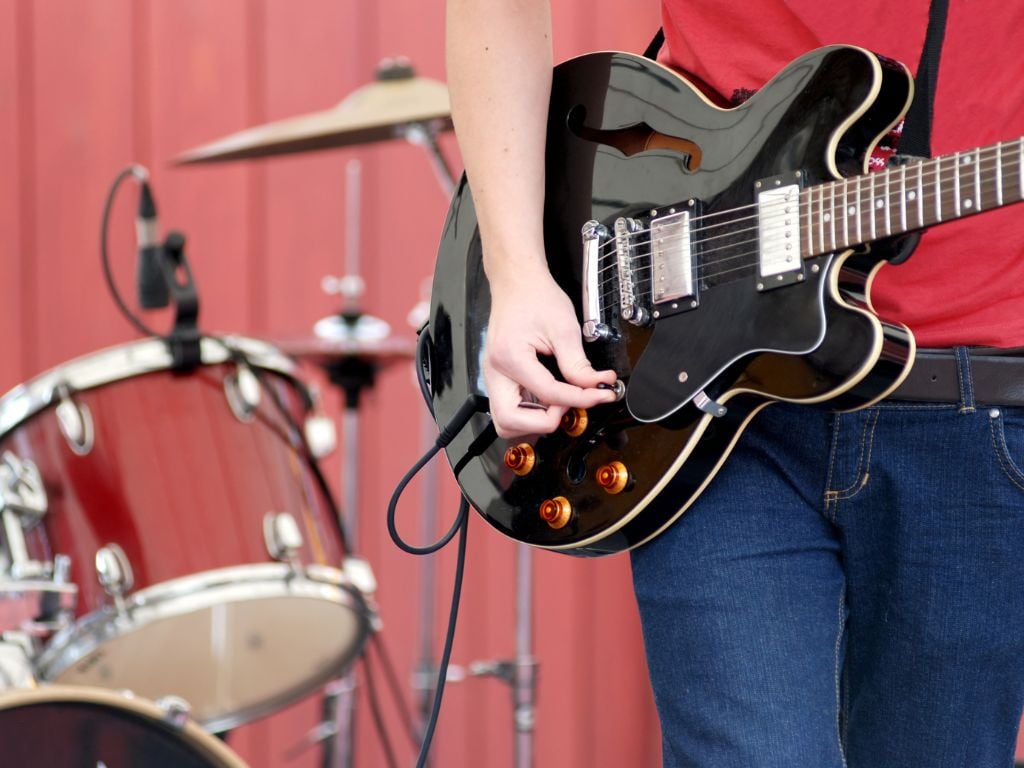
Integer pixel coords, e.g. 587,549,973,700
801,137,1024,258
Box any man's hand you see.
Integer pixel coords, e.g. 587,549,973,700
484,268,617,438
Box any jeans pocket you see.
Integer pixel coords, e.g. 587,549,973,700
989,406,1024,491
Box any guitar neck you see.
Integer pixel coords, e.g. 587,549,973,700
802,137,1024,257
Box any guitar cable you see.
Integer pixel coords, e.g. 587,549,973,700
387,327,494,768
101,169,416,763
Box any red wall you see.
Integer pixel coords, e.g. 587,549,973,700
0,1,663,766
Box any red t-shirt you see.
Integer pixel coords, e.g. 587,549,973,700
657,0,1024,348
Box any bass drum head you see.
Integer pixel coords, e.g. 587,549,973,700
39,565,371,732
0,686,246,767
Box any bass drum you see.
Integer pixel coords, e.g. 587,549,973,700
0,686,247,767
0,336,376,731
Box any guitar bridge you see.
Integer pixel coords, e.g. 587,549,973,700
581,220,612,341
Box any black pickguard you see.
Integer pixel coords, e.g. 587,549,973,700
428,46,914,555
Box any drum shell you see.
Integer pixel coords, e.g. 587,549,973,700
1,364,345,606
0,685,247,767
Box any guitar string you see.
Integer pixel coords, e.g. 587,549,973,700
595,186,1024,293
592,149,1022,273
588,141,1022,250
589,157,1023,291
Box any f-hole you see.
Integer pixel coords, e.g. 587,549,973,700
566,105,703,170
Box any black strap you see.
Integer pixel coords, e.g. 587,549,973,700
900,0,951,158
642,28,664,60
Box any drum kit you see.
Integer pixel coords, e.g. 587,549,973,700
0,57,536,768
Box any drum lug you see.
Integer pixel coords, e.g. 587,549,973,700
155,695,192,728
342,556,377,598
304,413,337,459
264,511,303,568
55,386,94,455
224,363,262,422
95,543,135,616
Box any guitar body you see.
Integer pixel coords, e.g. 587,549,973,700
429,46,915,556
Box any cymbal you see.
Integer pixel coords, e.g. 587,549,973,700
175,60,452,164
274,315,417,367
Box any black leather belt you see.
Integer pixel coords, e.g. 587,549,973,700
889,348,1024,405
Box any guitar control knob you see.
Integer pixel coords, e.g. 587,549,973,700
539,496,572,529
596,461,630,494
560,408,588,437
504,443,536,476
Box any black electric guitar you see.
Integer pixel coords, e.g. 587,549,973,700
427,45,1023,556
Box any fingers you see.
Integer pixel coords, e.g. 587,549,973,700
491,340,614,409
484,363,568,438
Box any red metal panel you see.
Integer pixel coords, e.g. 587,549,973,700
0,1,681,766
25,0,140,375
147,0,260,338
0,0,25,391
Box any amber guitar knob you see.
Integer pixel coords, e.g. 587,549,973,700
560,408,588,437
504,443,536,476
539,496,572,529
596,461,630,494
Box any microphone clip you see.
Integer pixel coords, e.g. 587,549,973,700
155,231,202,371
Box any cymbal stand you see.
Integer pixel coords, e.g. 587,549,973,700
398,121,456,197
405,288,441,730
465,544,538,768
317,158,387,768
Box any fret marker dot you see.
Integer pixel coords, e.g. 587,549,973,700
823,213,831,222
875,200,884,210
965,198,974,209
848,206,856,216
907,191,917,201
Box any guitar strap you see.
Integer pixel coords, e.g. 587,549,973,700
642,28,664,60
899,0,951,159
642,0,949,156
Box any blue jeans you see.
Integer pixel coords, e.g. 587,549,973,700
631,354,1024,767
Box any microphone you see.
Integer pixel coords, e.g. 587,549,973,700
135,177,169,309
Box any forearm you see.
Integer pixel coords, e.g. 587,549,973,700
445,0,552,284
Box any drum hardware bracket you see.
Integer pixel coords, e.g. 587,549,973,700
467,656,539,733
0,452,50,581
0,634,37,689
155,695,193,728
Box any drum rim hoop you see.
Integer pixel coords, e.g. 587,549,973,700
0,335,297,439
35,562,374,731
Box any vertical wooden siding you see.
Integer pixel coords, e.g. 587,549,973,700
0,1,663,766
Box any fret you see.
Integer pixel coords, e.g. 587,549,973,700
883,169,892,235
829,180,837,250
934,156,943,222
996,141,1004,207
1011,137,1019,199
916,160,924,227
841,177,849,248
869,173,877,240
817,184,825,254
899,164,907,233
855,175,863,242
973,148,982,212
953,151,962,217
804,189,813,256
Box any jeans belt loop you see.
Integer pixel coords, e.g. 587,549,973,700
954,346,976,412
